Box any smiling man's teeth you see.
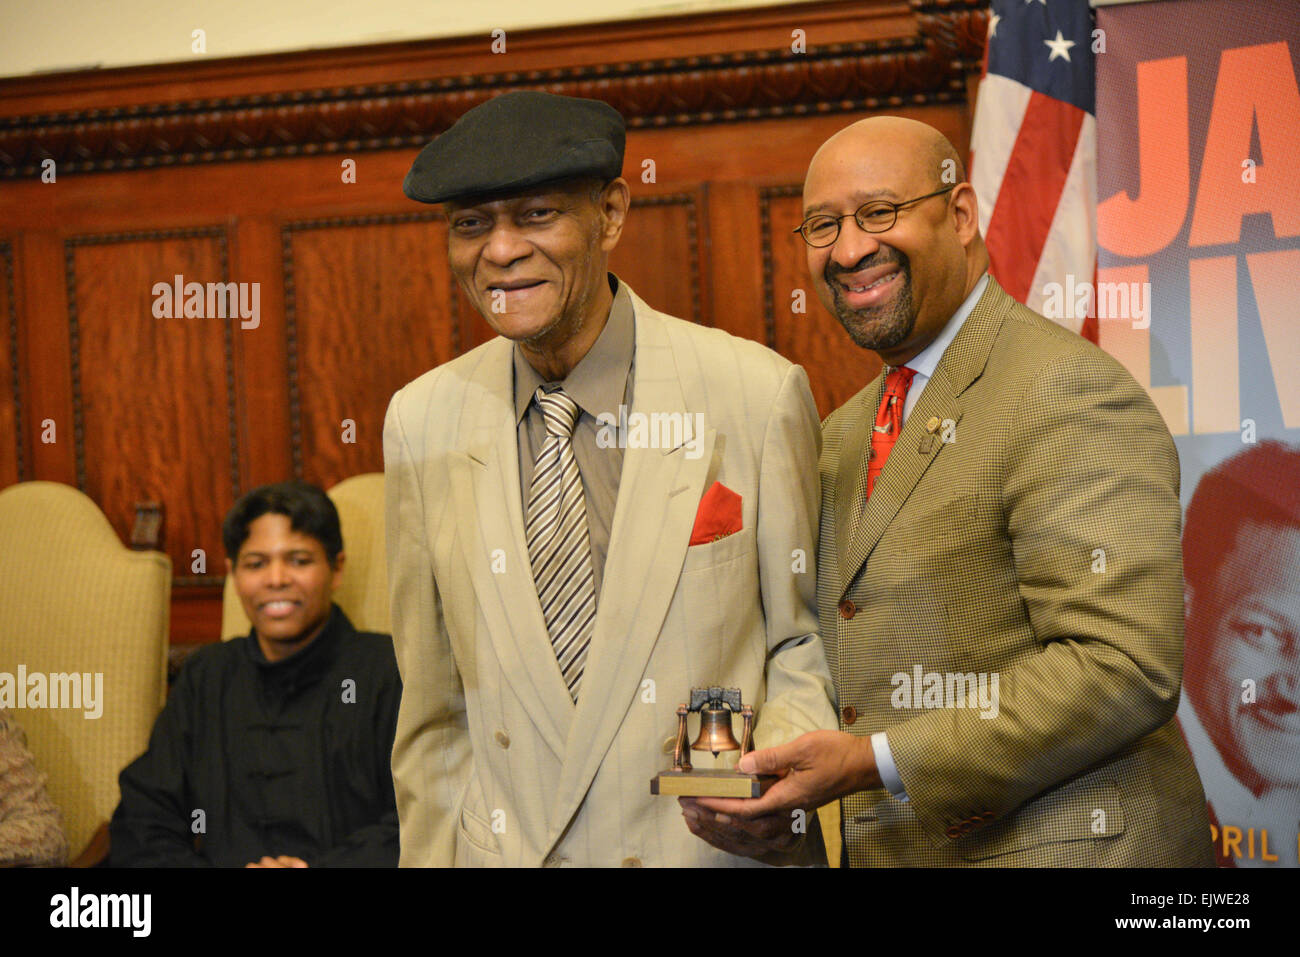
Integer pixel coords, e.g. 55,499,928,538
847,272,894,292
263,601,296,613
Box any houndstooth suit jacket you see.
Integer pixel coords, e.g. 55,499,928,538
819,276,1216,866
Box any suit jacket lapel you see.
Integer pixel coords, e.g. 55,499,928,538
550,296,716,831
840,279,1011,588
448,339,573,759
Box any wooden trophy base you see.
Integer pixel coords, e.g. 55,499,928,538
650,768,777,798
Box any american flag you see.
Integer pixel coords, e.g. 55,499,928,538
970,0,1098,342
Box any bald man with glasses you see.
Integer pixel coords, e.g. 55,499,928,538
681,116,1216,868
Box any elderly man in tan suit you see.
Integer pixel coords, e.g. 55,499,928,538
685,116,1216,867
384,91,836,867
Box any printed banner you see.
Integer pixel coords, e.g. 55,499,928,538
1096,0,1300,867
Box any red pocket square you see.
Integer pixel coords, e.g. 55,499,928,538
689,481,743,546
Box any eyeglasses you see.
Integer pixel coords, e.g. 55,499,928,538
793,186,956,247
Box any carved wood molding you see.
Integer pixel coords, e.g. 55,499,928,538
63,226,240,587
759,184,805,350
629,192,705,325
1,240,23,480
0,1,988,180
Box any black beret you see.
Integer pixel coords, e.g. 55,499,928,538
403,91,626,204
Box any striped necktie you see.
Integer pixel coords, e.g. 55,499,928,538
524,387,597,702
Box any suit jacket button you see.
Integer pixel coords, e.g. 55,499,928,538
945,825,962,839
621,857,642,868
495,730,511,749
838,599,857,619
841,705,857,725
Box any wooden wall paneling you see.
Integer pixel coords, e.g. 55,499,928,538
761,186,883,418
65,228,239,587
624,117,850,195
0,2,992,646
0,153,422,235
0,0,923,119
19,231,77,486
611,191,707,325
230,215,293,491
0,1,971,174
0,240,22,485
283,212,454,488
170,584,224,646
703,181,768,346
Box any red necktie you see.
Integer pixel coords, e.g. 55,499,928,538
867,366,916,498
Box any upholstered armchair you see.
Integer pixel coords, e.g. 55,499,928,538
0,481,170,866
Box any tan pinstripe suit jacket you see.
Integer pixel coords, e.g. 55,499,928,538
384,286,837,867
820,277,1216,866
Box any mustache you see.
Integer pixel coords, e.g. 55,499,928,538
825,249,909,282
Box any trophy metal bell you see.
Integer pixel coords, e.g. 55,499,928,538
651,686,771,797
691,702,743,757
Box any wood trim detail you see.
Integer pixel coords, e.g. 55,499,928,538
1,240,22,480
63,226,240,587
280,210,447,478
760,184,804,350
630,192,704,325
0,2,989,180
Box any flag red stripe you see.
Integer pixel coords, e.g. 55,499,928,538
984,92,1086,303
1080,261,1099,343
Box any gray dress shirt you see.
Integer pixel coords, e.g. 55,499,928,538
514,275,635,602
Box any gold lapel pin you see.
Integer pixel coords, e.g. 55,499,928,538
925,416,941,434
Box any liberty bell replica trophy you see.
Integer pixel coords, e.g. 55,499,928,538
650,686,775,797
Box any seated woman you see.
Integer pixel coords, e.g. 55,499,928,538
110,480,401,867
